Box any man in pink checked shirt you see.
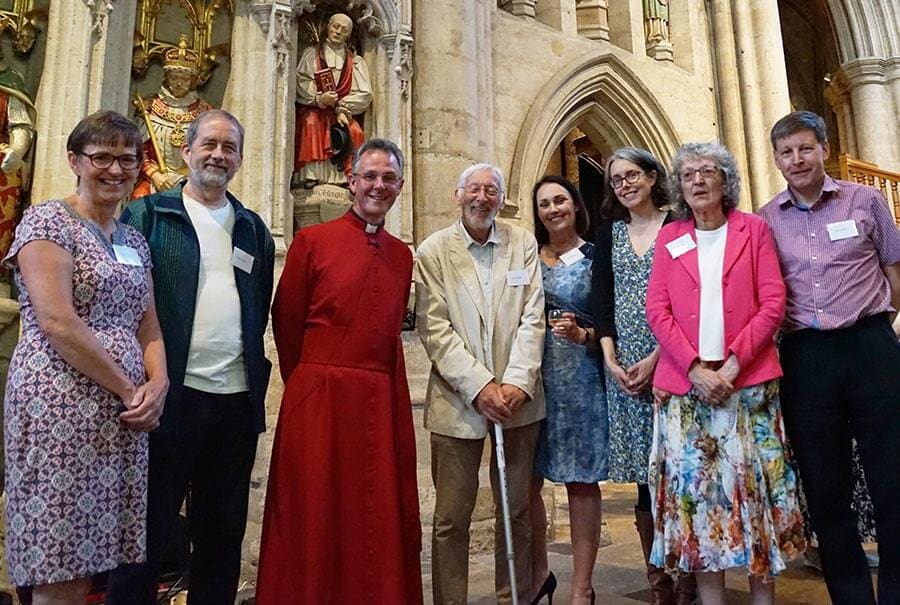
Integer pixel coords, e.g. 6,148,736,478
758,110,900,605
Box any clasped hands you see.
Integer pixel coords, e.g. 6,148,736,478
654,355,740,407
473,382,529,424
118,377,169,433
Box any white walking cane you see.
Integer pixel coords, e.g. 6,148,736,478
494,422,520,605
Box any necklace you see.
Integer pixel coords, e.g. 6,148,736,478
546,236,583,258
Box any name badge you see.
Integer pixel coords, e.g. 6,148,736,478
506,269,529,287
665,233,696,259
826,219,859,241
559,247,585,266
231,247,255,274
113,245,143,267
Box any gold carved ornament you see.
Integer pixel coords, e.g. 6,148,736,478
133,0,233,84
0,2,48,54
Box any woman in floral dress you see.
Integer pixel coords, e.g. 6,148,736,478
646,142,805,605
529,176,608,605
3,111,167,604
591,147,696,603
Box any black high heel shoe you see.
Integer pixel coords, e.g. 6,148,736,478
530,571,557,604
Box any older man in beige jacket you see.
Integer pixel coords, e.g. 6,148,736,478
416,163,546,605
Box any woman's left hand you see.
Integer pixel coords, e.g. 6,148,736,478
120,377,169,432
550,312,586,344
717,355,740,384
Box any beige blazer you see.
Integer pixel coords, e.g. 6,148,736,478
415,220,546,439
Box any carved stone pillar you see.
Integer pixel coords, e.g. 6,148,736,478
224,0,297,241
575,0,610,41
825,71,858,159
536,0,577,35
499,0,537,19
30,0,137,203
843,58,898,171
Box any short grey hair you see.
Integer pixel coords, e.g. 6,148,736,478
456,162,505,195
186,109,245,155
668,142,741,219
352,138,405,174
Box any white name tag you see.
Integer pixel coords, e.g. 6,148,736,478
231,247,255,274
665,233,697,259
113,245,143,267
506,269,529,287
559,247,585,266
826,219,859,241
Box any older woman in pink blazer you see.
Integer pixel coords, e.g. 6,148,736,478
645,142,806,605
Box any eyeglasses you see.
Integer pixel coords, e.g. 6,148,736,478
460,184,501,197
610,170,645,189
353,171,401,185
680,165,719,182
80,152,140,170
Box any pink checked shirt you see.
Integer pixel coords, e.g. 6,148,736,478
758,176,900,332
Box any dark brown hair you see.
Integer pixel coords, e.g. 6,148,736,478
531,175,590,245
599,147,669,222
66,110,143,161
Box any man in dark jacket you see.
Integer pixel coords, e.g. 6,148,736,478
107,109,274,605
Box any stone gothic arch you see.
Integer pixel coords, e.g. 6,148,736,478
506,52,679,215
826,0,899,62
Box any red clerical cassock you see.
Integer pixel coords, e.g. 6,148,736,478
256,211,423,604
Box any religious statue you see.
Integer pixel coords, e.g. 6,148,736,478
644,0,670,44
132,35,213,198
295,13,372,187
0,49,35,260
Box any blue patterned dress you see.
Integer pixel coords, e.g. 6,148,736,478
605,220,656,483
535,243,609,483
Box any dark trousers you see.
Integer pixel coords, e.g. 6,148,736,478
780,314,900,605
106,387,258,605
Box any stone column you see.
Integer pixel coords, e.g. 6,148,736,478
731,0,790,206
223,0,297,240
825,72,858,159
413,0,491,237
30,0,137,203
575,0,610,42
499,0,537,19
536,0,578,36
707,0,750,203
843,58,898,171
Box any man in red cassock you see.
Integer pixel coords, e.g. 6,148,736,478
256,138,422,604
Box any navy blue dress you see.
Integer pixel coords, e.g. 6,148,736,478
535,242,609,483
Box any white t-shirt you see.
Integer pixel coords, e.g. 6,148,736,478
696,223,728,361
182,193,248,393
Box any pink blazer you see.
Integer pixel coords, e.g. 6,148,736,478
646,209,786,395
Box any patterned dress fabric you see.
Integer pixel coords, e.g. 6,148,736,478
606,220,656,483
649,381,807,576
3,200,152,586
535,242,609,483
851,438,876,542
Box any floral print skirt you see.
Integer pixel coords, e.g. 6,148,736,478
648,380,806,577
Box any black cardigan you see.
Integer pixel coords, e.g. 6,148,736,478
590,213,674,342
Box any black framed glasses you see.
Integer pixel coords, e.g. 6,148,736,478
80,152,140,171
610,170,645,189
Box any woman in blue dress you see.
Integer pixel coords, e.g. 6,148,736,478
528,176,608,605
592,147,696,603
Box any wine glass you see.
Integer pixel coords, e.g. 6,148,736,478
548,308,566,346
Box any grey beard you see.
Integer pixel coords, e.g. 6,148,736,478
194,166,230,189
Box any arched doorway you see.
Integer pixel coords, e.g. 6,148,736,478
505,52,678,230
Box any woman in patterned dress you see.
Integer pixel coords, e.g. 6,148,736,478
3,111,167,604
646,142,806,605
591,147,697,604
528,176,608,605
